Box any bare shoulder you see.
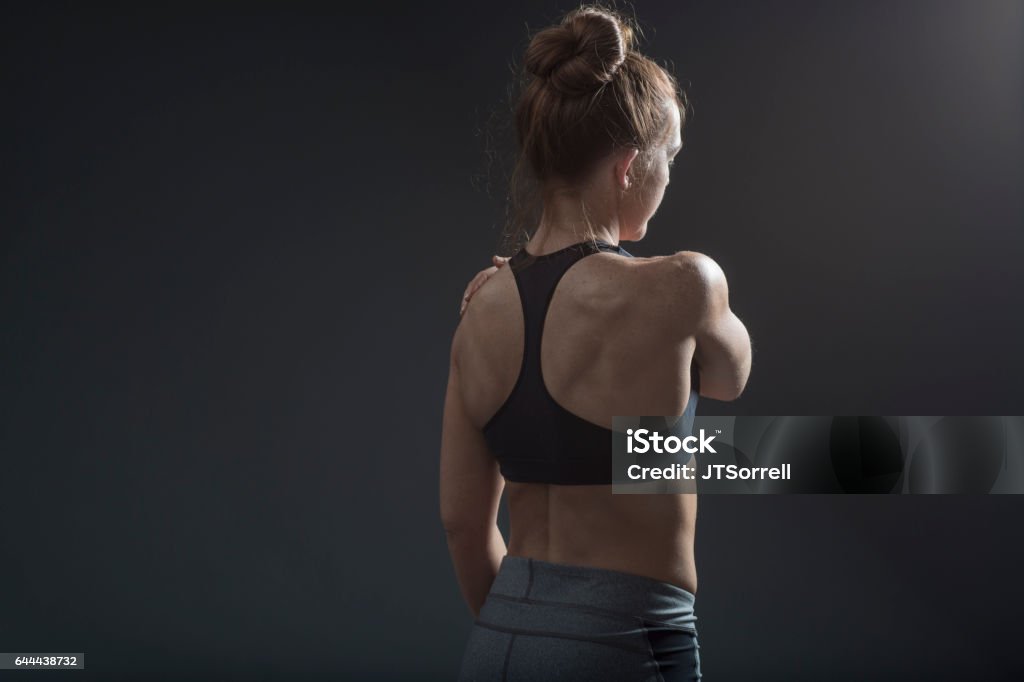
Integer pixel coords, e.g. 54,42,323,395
622,250,728,333
647,251,729,288
451,265,519,359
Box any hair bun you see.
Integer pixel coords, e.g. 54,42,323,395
524,6,633,96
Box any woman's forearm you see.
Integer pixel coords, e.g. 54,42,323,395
445,524,507,617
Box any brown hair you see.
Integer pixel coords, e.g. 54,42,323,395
495,2,688,253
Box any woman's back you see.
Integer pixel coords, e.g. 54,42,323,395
454,243,707,593
443,7,751,678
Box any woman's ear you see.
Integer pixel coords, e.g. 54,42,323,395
616,147,640,190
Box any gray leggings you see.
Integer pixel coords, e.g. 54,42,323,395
458,556,701,681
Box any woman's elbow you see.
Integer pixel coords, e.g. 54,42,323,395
440,513,488,542
699,369,750,402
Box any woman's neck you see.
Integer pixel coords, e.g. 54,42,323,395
528,221,620,255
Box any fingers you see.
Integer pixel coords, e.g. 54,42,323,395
460,265,500,316
460,279,479,316
459,256,508,316
460,271,485,316
468,270,490,296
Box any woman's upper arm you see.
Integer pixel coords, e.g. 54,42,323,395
674,251,753,402
439,329,504,535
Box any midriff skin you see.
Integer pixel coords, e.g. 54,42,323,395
458,250,704,595
506,482,698,594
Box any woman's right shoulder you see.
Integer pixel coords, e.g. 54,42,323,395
632,249,721,291
630,250,725,332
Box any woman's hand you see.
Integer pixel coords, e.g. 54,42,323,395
460,255,509,316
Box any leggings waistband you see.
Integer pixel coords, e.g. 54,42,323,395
488,555,697,632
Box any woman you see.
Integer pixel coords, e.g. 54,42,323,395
441,5,752,680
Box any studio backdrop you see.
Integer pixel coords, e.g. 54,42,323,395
2,1,1022,680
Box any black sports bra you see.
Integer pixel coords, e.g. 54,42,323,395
482,239,700,485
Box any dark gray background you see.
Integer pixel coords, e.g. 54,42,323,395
2,0,1022,680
